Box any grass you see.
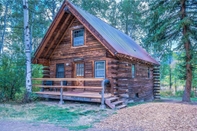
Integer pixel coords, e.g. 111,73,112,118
127,101,147,107
0,102,114,130
161,96,197,102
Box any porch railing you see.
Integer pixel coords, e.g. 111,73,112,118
32,78,110,109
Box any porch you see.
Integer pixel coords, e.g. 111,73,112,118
32,78,112,109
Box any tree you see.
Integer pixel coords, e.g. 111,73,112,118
143,0,197,102
23,0,32,102
0,0,9,53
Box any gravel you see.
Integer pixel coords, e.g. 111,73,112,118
95,102,197,131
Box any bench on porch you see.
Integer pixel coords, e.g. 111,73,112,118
32,78,111,109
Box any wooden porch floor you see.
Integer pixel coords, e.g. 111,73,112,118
35,91,112,103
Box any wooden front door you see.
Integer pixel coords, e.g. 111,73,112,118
74,63,84,87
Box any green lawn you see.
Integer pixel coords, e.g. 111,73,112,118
0,102,115,130
161,96,197,102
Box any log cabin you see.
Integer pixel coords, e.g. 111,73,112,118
32,0,160,109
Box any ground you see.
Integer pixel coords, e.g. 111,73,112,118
0,100,197,131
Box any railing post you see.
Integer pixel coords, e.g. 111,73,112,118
100,79,106,109
59,81,64,104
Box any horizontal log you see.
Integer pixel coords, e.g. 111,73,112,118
119,93,129,98
33,85,102,89
35,91,111,99
153,73,160,76
43,74,50,77
32,78,104,81
154,84,160,87
111,67,119,70
118,88,129,92
43,70,50,73
153,90,160,93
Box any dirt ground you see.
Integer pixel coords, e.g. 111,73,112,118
0,101,197,131
0,120,69,131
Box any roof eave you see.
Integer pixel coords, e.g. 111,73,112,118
116,53,160,66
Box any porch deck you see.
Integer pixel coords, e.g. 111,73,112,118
35,91,112,103
32,78,111,108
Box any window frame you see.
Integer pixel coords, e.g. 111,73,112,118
75,63,84,77
131,64,135,78
56,63,65,78
72,28,85,47
94,61,106,78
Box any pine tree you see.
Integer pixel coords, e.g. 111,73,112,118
144,0,197,102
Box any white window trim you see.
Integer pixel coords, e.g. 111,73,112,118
94,61,106,78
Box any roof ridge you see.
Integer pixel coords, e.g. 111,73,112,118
68,1,133,40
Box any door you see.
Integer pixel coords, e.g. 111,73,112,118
74,63,84,87
55,63,65,91
56,63,65,78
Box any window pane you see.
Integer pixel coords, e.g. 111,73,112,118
95,61,105,78
96,62,104,69
96,70,104,77
56,64,64,78
73,36,84,46
58,66,64,72
76,63,84,76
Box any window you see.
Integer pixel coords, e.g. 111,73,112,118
76,63,84,76
72,28,84,46
131,64,135,78
95,61,105,78
148,68,150,78
56,64,64,78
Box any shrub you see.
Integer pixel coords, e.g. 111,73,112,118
175,90,196,98
160,90,174,97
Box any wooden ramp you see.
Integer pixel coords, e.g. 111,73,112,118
35,91,112,103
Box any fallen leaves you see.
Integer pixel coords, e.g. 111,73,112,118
96,102,197,131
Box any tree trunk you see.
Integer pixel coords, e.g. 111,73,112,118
52,0,56,20
23,0,32,102
169,49,172,90
175,78,177,93
181,0,192,102
169,67,172,90
0,1,8,53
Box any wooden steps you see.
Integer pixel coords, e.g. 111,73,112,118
105,96,127,110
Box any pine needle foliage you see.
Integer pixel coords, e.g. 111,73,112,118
143,0,197,102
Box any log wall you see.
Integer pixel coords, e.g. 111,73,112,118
107,58,154,103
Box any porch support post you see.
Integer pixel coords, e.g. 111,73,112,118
59,81,64,104
100,79,106,109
